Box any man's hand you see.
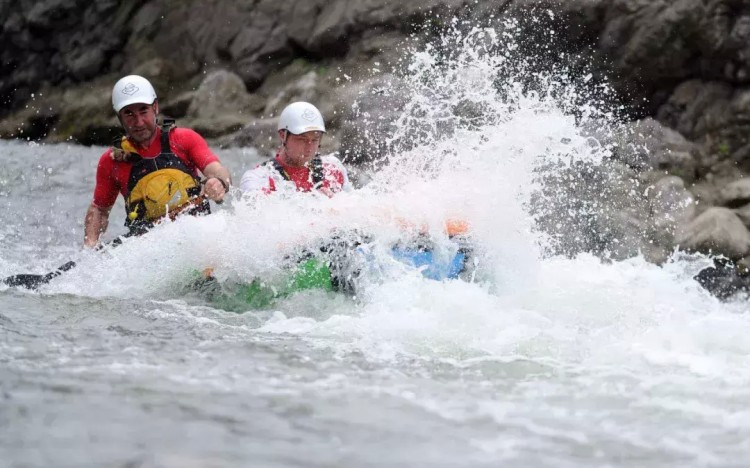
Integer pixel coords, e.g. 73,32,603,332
202,177,229,202
201,161,231,202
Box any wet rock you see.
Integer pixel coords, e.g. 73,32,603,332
529,159,672,262
597,0,750,114
0,78,119,145
656,80,734,141
184,116,245,140
188,70,258,118
172,70,265,139
338,73,413,166
677,207,750,260
656,82,750,175
212,118,277,150
694,257,750,300
726,89,750,171
261,70,325,118
160,92,195,119
0,1,141,116
734,204,750,228
689,161,747,210
718,179,750,208
648,175,696,246
612,117,700,181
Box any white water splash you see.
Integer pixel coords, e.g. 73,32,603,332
37,21,743,377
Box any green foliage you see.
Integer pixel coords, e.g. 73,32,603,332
290,58,329,77
718,141,731,157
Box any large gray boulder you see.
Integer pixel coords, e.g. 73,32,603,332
647,175,696,247
719,178,750,228
176,70,264,138
718,179,750,208
612,117,701,181
656,81,750,172
734,204,750,229
187,70,256,118
0,1,141,116
655,80,734,141
337,74,412,166
677,207,750,259
596,0,750,112
530,160,670,262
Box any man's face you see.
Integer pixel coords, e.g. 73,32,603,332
118,102,159,145
280,130,322,167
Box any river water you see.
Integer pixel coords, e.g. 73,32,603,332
3,25,750,468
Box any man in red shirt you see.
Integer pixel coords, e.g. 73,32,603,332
84,75,232,247
239,102,351,196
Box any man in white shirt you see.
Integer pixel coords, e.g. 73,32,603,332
239,102,351,197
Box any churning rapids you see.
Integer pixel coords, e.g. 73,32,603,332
3,25,750,468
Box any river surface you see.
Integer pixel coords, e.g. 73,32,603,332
4,26,750,468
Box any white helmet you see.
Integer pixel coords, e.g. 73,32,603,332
278,102,326,135
112,75,157,113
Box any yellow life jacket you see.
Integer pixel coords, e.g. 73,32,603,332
112,120,208,231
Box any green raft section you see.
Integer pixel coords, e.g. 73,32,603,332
189,258,335,311
234,258,334,308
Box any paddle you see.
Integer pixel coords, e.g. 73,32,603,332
3,260,78,290
2,234,131,290
2,192,221,290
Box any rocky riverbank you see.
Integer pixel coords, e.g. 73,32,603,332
2,0,750,295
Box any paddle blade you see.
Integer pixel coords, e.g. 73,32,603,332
3,274,47,290
3,261,77,290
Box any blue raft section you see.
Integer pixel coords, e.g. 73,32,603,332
389,247,467,280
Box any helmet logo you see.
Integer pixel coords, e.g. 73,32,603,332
301,109,316,121
122,83,139,95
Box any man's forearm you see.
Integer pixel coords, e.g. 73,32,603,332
84,204,111,247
